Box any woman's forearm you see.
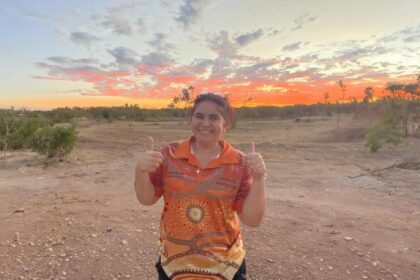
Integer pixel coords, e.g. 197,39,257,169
238,176,266,227
134,165,160,205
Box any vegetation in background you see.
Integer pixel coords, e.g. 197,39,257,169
365,75,420,152
365,103,405,152
31,126,76,159
1,74,420,158
0,111,74,160
336,80,347,129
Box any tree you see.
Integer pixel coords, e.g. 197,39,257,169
168,85,194,109
363,87,374,103
0,111,13,158
323,92,330,104
336,80,347,129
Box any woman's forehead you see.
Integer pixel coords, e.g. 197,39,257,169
194,101,224,115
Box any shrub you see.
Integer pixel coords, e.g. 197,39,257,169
365,105,404,152
31,126,76,158
11,116,49,149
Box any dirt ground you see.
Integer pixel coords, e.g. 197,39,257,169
1,116,419,280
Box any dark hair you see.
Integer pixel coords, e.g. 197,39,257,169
187,93,236,127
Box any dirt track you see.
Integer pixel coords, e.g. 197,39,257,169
1,117,420,279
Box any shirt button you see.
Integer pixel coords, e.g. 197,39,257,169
196,169,200,174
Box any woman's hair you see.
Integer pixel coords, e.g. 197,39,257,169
187,92,236,127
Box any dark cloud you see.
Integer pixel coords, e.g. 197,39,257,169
147,33,175,52
35,60,104,80
378,24,420,43
47,56,99,65
266,28,282,37
102,17,133,35
405,34,420,43
207,31,239,57
235,29,264,46
233,59,283,80
1,4,55,22
91,2,146,36
140,52,173,67
69,31,100,46
108,47,139,66
175,0,208,29
291,13,319,31
282,42,303,51
332,45,389,61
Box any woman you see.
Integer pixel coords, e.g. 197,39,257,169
135,93,266,280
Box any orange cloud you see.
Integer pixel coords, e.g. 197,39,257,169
33,57,417,109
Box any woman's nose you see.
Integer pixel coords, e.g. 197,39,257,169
201,117,211,125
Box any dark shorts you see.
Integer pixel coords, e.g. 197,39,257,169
156,259,247,280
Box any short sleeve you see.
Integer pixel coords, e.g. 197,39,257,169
233,165,252,213
148,147,165,198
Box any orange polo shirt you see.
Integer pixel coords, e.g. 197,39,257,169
149,137,252,280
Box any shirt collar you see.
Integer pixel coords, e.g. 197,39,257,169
172,136,239,168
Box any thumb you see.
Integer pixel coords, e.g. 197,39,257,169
148,136,154,151
250,141,255,153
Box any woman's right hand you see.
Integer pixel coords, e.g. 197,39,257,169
136,136,163,172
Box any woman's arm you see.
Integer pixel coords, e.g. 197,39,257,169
238,143,267,227
134,136,163,206
134,167,160,206
238,175,266,227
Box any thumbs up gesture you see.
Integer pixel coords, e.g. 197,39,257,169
244,142,267,180
136,136,163,172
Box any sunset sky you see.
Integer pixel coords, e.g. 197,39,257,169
1,0,420,109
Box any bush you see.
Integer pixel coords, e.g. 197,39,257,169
0,112,49,153
11,116,49,149
31,126,76,158
365,105,404,152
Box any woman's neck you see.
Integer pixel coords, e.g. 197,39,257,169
191,139,222,168
193,139,220,152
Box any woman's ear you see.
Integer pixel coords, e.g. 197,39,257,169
223,121,230,132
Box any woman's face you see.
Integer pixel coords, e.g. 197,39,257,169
190,101,227,145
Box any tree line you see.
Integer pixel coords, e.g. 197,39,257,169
1,75,419,158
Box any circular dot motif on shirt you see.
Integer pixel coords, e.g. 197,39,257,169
186,204,204,223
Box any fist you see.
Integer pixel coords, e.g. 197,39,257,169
244,142,267,180
136,136,163,172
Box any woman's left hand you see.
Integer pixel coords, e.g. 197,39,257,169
244,142,267,180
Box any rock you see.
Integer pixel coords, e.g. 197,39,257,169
91,234,97,238
267,258,274,263
14,232,20,242
362,275,368,279
327,266,333,270
14,208,25,213
329,230,341,235
121,240,128,245
344,236,353,241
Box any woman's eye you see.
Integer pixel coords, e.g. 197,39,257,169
194,115,204,119
210,116,220,121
